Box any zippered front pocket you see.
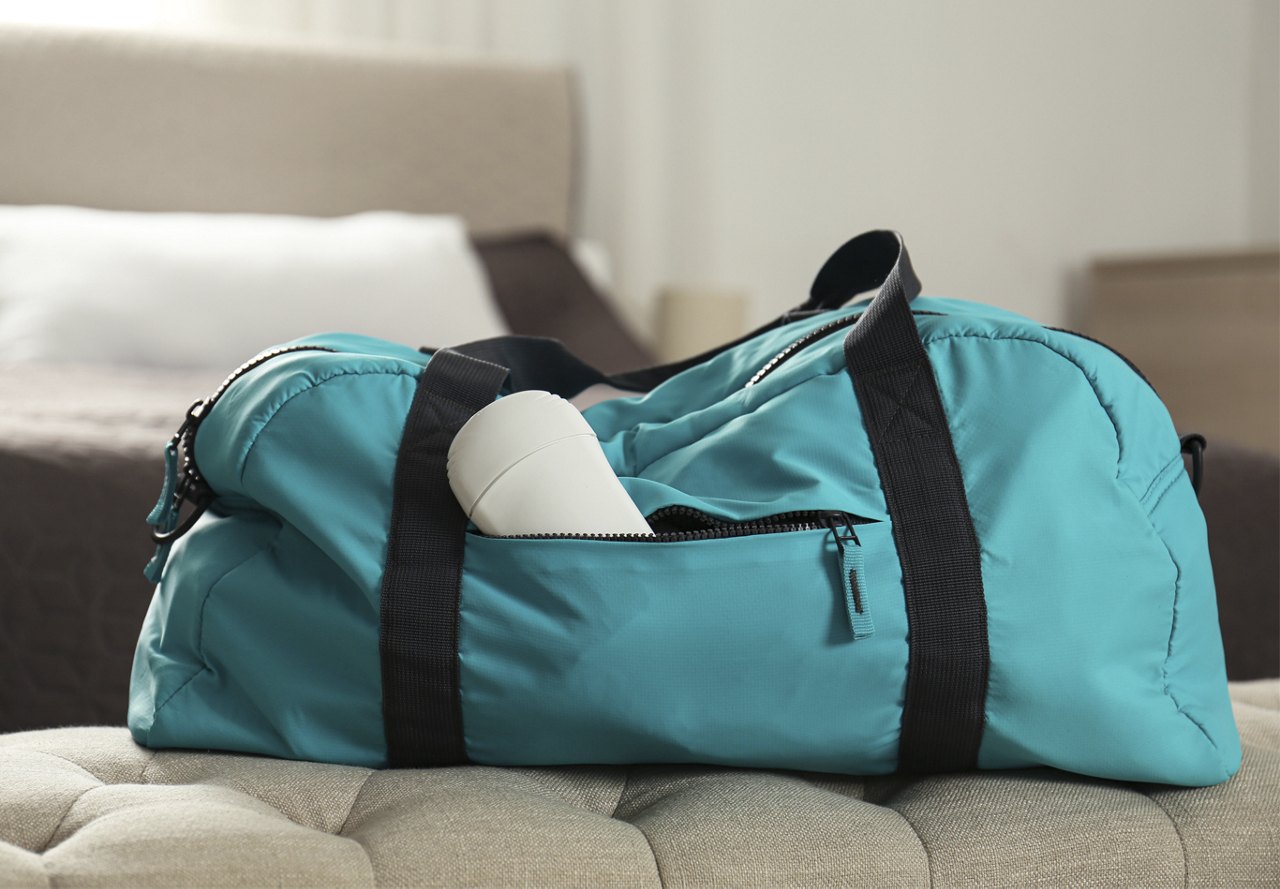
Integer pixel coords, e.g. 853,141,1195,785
457,514,906,772
481,505,871,541
480,506,878,639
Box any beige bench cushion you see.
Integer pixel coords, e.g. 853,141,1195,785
1,681,1276,888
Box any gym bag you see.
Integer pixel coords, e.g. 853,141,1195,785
132,230,1241,786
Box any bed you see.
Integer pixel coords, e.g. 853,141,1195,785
0,24,1277,889
0,24,651,735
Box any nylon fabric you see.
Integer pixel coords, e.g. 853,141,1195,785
128,232,1241,786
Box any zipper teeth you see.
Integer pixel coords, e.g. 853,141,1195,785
746,317,858,388
745,310,1156,395
203,345,340,411
487,507,870,542
180,345,341,493
745,310,945,388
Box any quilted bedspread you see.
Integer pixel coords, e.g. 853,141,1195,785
0,682,1276,887
0,364,214,732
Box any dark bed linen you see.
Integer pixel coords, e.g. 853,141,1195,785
0,364,211,732
1197,441,1280,680
473,232,653,373
0,449,157,731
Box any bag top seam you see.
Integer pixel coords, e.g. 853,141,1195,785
150,519,286,725
235,365,419,486
1141,452,1191,512
630,329,1125,483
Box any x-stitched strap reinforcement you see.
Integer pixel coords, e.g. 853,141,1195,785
825,230,989,774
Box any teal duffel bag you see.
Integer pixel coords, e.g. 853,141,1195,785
131,230,1241,786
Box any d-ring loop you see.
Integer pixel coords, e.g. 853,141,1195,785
1180,433,1207,496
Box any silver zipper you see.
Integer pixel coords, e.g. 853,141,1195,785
152,345,341,545
745,311,1156,395
745,310,944,388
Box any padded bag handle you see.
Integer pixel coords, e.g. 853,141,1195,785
380,348,509,767
808,228,923,312
828,231,990,774
442,230,916,397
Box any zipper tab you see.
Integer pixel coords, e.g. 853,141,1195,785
143,345,340,565
144,417,216,582
143,438,182,583
826,513,873,641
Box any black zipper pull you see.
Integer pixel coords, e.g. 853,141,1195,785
144,400,214,582
1180,433,1207,497
825,512,874,641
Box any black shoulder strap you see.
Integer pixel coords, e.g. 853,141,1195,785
825,230,989,773
441,331,770,399
379,348,508,767
435,263,884,399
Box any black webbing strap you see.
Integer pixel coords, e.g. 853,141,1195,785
829,231,989,773
443,330,784,399
452,337,610,396
380,348,509,767
432,298,846,400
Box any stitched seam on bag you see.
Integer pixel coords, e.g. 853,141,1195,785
150,522,286,722
870,364,926,437
1150,521,1226,771
148,665,207,721
631,329,1123,480
236,366,420,485
1140,452,1188,509
1145,461,1189,517
1136,482,1231,780
1136,787,1190,889
924,331,1125,476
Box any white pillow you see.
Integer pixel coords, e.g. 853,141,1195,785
0,206,510,368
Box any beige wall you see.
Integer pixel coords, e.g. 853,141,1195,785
8,0,1276,335
1250,0,1280,243
573,0,1276,331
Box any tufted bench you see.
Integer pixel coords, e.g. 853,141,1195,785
1,681,1277,888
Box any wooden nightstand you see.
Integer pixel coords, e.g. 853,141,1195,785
1084,249,1280,456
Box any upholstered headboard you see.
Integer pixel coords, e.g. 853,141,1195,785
0,26,574,236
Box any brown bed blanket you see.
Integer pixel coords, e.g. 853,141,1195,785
0,364,215,732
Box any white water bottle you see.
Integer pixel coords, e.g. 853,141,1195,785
446,390,653,537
